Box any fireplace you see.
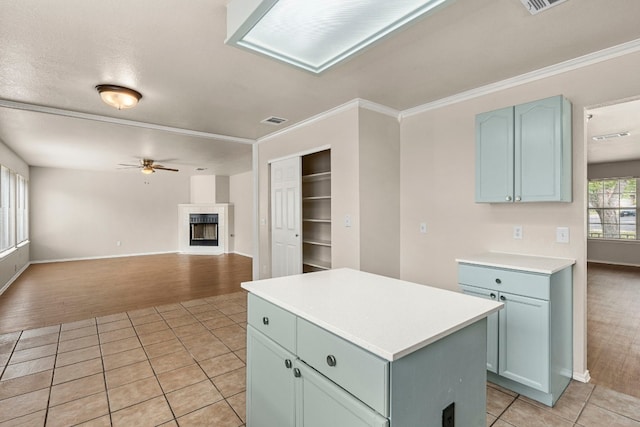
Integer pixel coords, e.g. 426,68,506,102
189,214,218,246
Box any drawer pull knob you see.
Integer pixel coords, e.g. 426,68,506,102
500,295,506,301
293,368,301,378
262,317,269,325
505,196,512,201
495,278,502,284
326,355,337,367
284,359,292,369
490,293,497,299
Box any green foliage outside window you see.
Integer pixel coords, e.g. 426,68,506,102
588,178,637,239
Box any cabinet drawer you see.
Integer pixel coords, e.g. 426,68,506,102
297,318,389,417
458,263,550,300
248,294,296,353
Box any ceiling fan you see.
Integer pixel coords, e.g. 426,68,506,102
118,159,179,174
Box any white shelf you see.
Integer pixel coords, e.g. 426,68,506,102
302,171,331,182
303,238,332,247
303,218,331,223
303,259,331,270
303,196,331,201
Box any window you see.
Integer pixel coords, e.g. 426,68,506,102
16,174,28,244
0,166,16,252
588,177,637,240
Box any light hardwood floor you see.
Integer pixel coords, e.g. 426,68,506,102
587,262,640,399
0,253,252,335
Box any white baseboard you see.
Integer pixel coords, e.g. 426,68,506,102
587,259,640,268
30,251,178,264
233,251,253,258
573,369,591,383
0,261,31,296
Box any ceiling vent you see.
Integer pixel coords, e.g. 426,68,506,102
592,131,631,141
519,0,568,15
261,116,288,126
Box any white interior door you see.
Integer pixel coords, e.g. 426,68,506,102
271,156,301,277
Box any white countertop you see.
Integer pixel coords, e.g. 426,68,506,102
241,268,502,361
455,252,575,274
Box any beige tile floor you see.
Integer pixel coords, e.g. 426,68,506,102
1,291,639,427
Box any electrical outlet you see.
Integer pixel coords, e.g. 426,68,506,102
513,225,523,240
442,402,455,427
116,240,121,247
556,227,570,243
344,215,352,228
420,223,427,233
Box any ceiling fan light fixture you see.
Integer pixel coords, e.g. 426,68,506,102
141,166,155,174
96,84,142,110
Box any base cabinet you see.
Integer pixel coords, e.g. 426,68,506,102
247,326,295,427
246,293,489,426
458,262,572,406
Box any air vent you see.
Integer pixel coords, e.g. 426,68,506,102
261,116,288,126
592,131,631,141
520,0,568,15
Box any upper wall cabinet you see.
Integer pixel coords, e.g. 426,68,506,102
475,95,572,203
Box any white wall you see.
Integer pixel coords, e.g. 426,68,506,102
399,49,640,380
230,170,253,257
359,108,401,278
29,167,190,261
0,139,30,293
588,159,640,266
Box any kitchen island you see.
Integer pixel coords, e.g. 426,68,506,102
242,268,503,427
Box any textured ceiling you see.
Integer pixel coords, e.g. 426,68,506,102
1,0,640,174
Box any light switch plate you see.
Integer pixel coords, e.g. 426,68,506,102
344,215,352,228
556,227,569,243
420,223,427,233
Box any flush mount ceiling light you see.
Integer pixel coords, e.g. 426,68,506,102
95,84,142,110
225,0,451,74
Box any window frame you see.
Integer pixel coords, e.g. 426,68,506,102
588,177,638,241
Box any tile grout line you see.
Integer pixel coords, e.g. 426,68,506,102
130,305,180,425
95,315,115,427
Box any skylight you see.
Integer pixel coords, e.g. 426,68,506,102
225,0,451,74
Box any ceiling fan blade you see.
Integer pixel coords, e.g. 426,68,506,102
153,166,179,172
117,164,142,169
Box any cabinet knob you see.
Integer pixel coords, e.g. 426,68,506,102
515,196,522,202
262,317,269,325
505,196,512,201
293,368,301,378
284,359,292,369
500,295,506,301
326,355,337,367
495,278,501,284
490,293,497,299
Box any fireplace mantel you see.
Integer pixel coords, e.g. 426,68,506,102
178,204,233,255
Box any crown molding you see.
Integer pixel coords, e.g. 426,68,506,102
258,98,400,144
0,99,255,145
401,37,640,119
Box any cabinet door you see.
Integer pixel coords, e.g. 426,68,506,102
515,95,570,202
460,285,499,373
247,326,296,427
498,292,550,392
475,106,514,203
271,156,302,277
295,361,388,427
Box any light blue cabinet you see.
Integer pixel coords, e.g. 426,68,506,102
458,263,572,406
247,326,296,427
475,95,572,203
246,293,490,426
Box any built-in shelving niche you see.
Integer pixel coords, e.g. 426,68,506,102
302,149,331,273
